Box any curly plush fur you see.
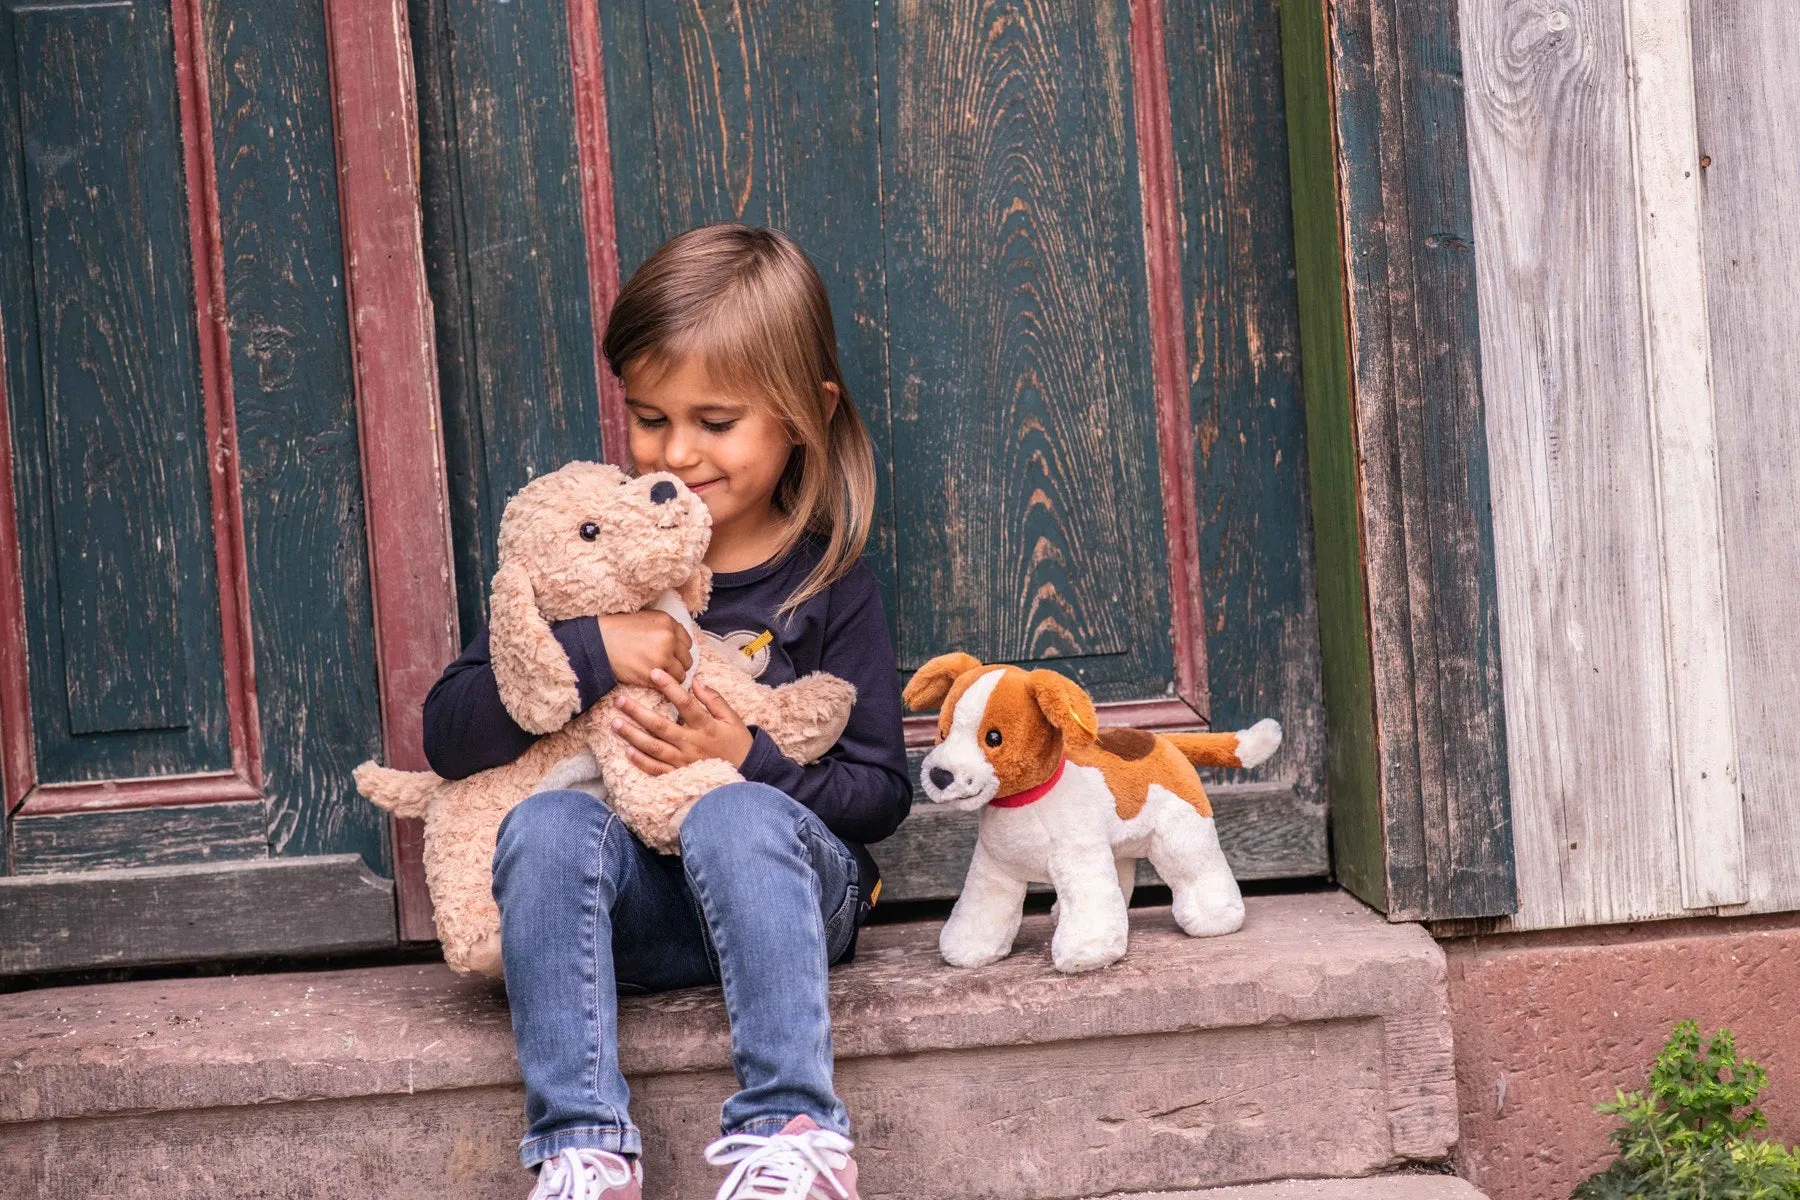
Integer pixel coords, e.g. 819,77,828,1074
355,462,856,977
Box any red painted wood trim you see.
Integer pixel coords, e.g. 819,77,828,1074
903,696,1207,749
0,313,31,814
325,0,459,942
18,771,261,817
1129,0,1210,723
567,0,630,466
174,0,264,794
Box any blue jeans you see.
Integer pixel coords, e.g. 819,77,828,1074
492,781,862,1168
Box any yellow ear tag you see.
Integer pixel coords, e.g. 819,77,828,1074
1069,705,1097,738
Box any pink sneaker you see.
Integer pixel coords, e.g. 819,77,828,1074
528,1148,642,1199
704,1115,859,1199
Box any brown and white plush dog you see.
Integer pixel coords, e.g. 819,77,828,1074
904,654,1281,974
354,462,856,977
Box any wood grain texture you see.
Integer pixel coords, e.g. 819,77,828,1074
880,0,1175,700
565,0,628,466
1622,0,1743,909
325,0,458,939
1279,0,1386,909
1167,0,1326,816
1129,0,1210,720
1460,0,1680,929
599,0,898,613
1326,0,1514,920
0,855,394,975
201,0,386,866
1691,0,1800,917
429,0,603,630
9,802,265,875
0,0,233,781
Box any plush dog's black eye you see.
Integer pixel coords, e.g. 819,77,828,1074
579,522,600,542
985,728,1003,747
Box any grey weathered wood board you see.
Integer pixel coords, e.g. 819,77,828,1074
1460,0,1686,929
8,802,267,876
0,855,395,975
1692,0,1800,917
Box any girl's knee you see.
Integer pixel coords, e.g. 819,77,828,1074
497,788,616,866
679,781,803,855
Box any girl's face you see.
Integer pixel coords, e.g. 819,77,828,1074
622,354,794,538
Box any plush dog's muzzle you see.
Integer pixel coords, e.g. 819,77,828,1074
919,744,998,810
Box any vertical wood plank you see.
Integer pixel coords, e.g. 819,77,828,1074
1620,0,1743,909
1280,0,1387,908
1691,0,1800,917
565,0,628,466
1461,0,1681,929
1129,0,1210,719
324,0,459,939
202,0,387,867
1166,0,1326,807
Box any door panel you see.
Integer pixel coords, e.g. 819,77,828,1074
0,0,231,783
881,0,1172,698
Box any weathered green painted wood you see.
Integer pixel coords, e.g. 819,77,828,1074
9,802,266,876
598,0,898,619
0,0,231,781
423,0,602,631
408,0,482,641
1165,0,1326,814
201,0,385,868
879,0,1174,700
0,856,394,976
1279,0,1386,909
1326,0,1512,921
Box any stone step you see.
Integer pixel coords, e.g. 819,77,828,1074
1108,1180,1487,1199
0,892,1455,1200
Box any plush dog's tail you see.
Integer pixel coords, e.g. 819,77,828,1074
352,761,442,819
1165,718,1283,771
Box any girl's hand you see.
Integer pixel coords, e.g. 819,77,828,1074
596,611,693,688
614,670,754,774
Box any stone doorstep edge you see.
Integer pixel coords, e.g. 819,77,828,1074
2,893,1453,1129
1107,1177,1487,1200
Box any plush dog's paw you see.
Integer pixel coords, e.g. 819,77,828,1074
446,931,505,979
939,929,1014,969
761,673,858,763
1050,920,1129,974
1172,893,1245,938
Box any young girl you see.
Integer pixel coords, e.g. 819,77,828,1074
422,224,910,1200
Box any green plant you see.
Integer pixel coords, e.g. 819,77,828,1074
1574,1021,1800,1199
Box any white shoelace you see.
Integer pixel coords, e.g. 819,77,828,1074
532,1148,636,1200
704,1128,855,1200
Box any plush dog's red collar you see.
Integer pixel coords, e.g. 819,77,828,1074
988,758,1067,808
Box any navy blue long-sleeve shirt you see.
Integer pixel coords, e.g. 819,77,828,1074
422,540,912,893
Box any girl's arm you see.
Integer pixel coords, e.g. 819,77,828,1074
421,619,616,779
737,572,913,845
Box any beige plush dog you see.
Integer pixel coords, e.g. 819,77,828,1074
355,462,856,977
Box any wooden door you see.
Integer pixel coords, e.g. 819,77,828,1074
413,0,1329,894
0,0,450,973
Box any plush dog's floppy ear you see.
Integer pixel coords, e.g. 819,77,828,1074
677,564,713,617
1028,669,1099,749
490,560,582,734
902,652,983,711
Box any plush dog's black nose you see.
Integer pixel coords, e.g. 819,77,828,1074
929,767,955,790
649,480,678,505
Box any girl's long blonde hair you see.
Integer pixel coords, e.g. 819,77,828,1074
602,223,877,614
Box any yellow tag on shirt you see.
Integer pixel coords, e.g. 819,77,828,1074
741,629,774,658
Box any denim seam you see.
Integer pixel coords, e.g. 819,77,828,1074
588,811,617,1128
520,1122,643,1167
